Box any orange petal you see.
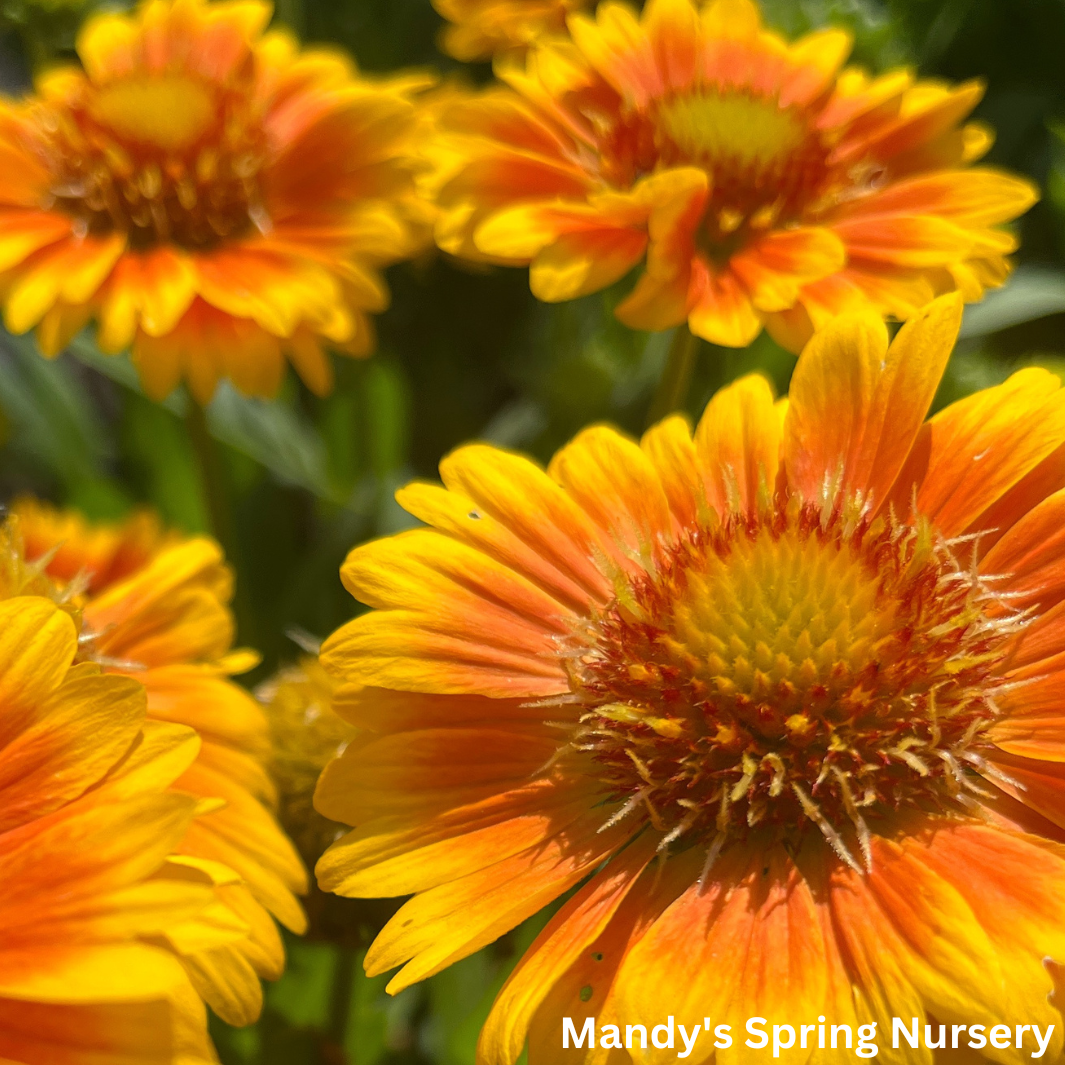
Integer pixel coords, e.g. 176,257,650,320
0,597,77,748
612,845,827,1063
889,367,1065,537
983,749,1065,827
287,329,333,396
437,444,615,604
686,260,762,347
763,301,814,354
818,828,1038,1040
0,668,144,834
901,822,1065,1040
395,482,600,614
320,609,567,699
365,815,634,994
730,227,846,313
173,760,306,933
840,168,1038,228
700,0,761,38
35,301,93,358
568,4,662,108
0,210,72,272
783,294,960,511
615,168,709,332
640,413,702,530
780,28,852,109
479,832,660,1065
979,487,1065,614
645,0,701,93
830,80,984,166
137,247,197,337
833,214,975,269
530,227,648,302
330,685,554,735
547,424,675,560
317,778,594,899
523,846,702,1063
962,438,1065,554
694,373,779,516
338,527,575,646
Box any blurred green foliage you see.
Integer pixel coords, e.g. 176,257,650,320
2,0,1065,1061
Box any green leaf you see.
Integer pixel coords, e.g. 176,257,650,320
343,951,424,1064
959,267,1065,339
206,382,335,501
344,951,390,1064
120,392,208,533
0,329,126,513
266,939,340,1032
67,335,185,415
363,359,411,479
68,336,340,503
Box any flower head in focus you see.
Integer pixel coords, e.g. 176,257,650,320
316,293,1065,1062
433,0,1036,350
0,517,238,1062
433,0,593,62
0,0,433,401
259,653,355,865
13,498,308,1027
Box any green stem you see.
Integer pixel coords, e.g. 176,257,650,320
185,397,234,552
647,324,700,427
185,397,259,651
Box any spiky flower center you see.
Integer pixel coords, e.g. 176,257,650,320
566,500,1016,871
29,70,270,250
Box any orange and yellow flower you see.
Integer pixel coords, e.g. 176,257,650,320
432,0,1036,350
316,292,1065,1061
433,0,593,62
259,653,355,864
0,0,432,402
0,520,236,1062
13,498,308,1027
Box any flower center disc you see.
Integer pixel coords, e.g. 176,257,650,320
656,92,808,183
592,88,832,254
90,76,217,153
34,72,270,249
569,501,1013,867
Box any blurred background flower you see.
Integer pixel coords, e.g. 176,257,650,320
0,513,269,1062
259,650,353,871
1,0,1065,1062
0,0,433,403
431,0,591,61
431,0,1035,357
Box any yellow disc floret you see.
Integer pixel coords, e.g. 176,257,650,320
569,497,1019,872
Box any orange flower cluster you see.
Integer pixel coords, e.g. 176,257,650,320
0,501,305,1060
0,0,1040,390
432,0,1036,349
433,0,593,61
0,0,431,401
317,296,1065,1061
0,1,1058,1062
